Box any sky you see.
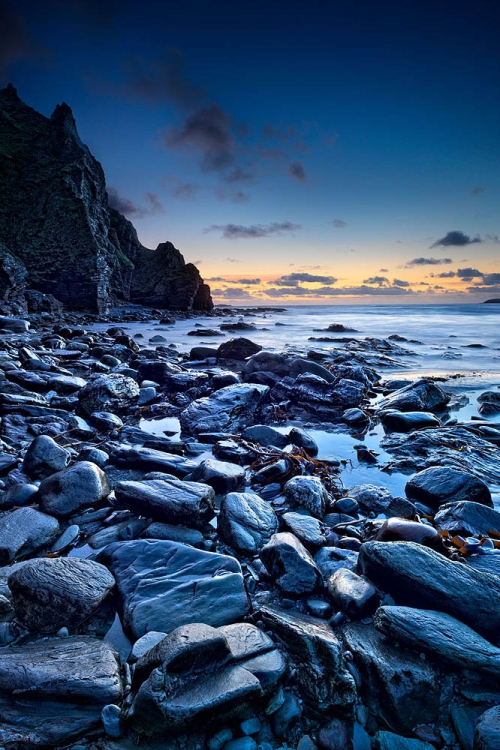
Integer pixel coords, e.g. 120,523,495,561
1,0,500,304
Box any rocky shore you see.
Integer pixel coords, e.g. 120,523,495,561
0,308,499,750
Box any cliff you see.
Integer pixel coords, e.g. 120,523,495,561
0,85,212,313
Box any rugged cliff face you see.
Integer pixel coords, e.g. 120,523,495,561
0,85,212,313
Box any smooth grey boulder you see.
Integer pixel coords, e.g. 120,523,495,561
109,444,197,478
340,622,439,734
115,478,215,527
99,540,249,639
260,532,322,595
0,316,29,333
0,507,59,563
0,636,122,748
358,541,500,639
288,427,319,455
405,466,492,509
23,434,70,479
259,604,356,712
77,373,140,416
37,460,110,517
242,424,289,448
314,547,358,578
374,606,500,675
218,492,278,554
48,374,87,394
371,732,434,750
475,706,500,750
376,378,450,413
8,557,115,633
142,522,204,547
282,512,327,550
191,458,245,494
434,501,500,537
284,475,329,518
379,410,441,432
327,568,379,618
217,337,262,360
180,384,268,435
347,484,393,514
0,481,38,509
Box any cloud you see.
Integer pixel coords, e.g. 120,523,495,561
225,258,242,263
457,267,484,278
407,257,453,266
431,231,482,248
223,167,254,184
470,186,486,195
436,271,456,278
264,284,414,298
477,273,500,286
204,221,301,239
288,161,307,182
0,2,45,75
272,272,338,286
165,104,236,174
121,49,204,109
393,278,410,287
164,177,198,200
332,219,346,228
363,276,389,285
467,285,500,294
379,268,389,273
107,188,165,218
236,278,261,285
215,188,250,203
212,287,255,298
206,277,226,282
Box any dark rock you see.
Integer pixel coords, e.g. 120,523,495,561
180,383,268,435
342,407,370,426
288,427,319,455
114,478,215,526
377,378,450,413
89,410,124,431
23,434,70,479
327,568,379,617
314,547,359,578
0,245,28,315
347,484,392,514
284,475,330,518
217,338,262,360
218,492,278,554
0,481,38,509
191,458,245,493
109,444,197,477
260,532,322,595
0,315,29,332
187,328,223,336
8,557,115,632
259,605,356,713
340,622,439,734
0,636,122,747
318,718,353,750
380,410,441,432
37,460,110,517
475,706,500,750
242,424,289,448
99,540,249,639
282,512,327,550
434,501,500,537
0,507,59,563
374,518,442,549
77,373,139,416
48,373,87,394
405,466,492,509
371,732,434,750
358,541,500,639
374,605,500,675
137,360,181,385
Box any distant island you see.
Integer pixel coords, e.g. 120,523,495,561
484,299,500,303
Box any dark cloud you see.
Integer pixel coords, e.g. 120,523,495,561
206,277,225,282
107,188,165,218
165,104,235,173
379,268,389,273
477,273,500,286
257,146,286,161
393,278,410,287
272,272,337,286
468,285,500,294
121,49,204,109
236,278,261,285
332,219,346,228
166,177,198,200
225,258,242,263
204,221,301,239
407,257,453,266
457,267,484,278
470,186,486,195
0,2,44,75
212,288,255,298
223,167,254,184
431,231,482,248
264,284,414,297
288,161,307,182
215,188,250,203
363,276,389,285
436,271,456,278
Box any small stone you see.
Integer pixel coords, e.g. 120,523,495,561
240,717,262,735
260,532,322,595
208,728,234,750
101,704,122,738
37,461,111,518
327,568,379,618
284,476,330,518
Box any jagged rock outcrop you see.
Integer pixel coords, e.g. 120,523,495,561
0,84,212,312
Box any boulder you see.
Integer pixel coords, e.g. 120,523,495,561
8,557,115,633
180,383,268,435
77,373,139,416
114,478,215,527
218,492,278,554
284,475,330,518
260,532,322,595
475,706,500,750
327,568,379,618
99,540,249,639
376,378,450,413
190,458,245,494
109,444,197,477
434,501,500,538
37,460,110,517
23,434,70,479
358,541,500,639
217,338,262,360
379,410,441,432
282,512,327,550
371,732,434,750
405,466,492,509
0,507,59,564
242,424,289,448
347,484,392,514
0,636,122,747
